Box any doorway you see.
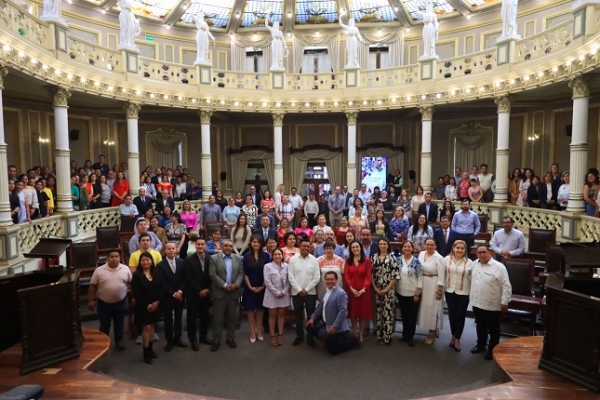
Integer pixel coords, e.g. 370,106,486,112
302,163,330,197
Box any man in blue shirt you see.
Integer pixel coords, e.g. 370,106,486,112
451,199,481,257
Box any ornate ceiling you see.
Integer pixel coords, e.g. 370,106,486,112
75,0,507,30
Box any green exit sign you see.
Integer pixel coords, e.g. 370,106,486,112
145,35,154,41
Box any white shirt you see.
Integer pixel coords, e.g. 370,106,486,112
478,173,493,191
288,194,303,209
490,228,525,257
322,288,332,323
304,200,319,216
444,256,472,295
288,253,320,296
470,258,512,311
358,190,371,204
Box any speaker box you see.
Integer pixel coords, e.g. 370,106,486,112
220,171,227,181
69,129,80,141
566,124,572,137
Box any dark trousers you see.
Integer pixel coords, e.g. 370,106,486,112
445,292,470,339
306,320,357,355
163,296,184,343
97,298,128,343
292,294,317,338
186,297,210,343
473,306,501,349
397,294,419,340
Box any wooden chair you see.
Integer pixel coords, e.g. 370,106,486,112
503,257,542,336
204,221,228,239
524,228,556,263
120,216,137,233
67,242,97,289
95,226,120,262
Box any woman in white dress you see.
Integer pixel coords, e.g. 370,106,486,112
417,239,445,346
556,171,570,210
274,184,285,210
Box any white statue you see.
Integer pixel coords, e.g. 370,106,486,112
420,2,439,59
40,0,68,26
339,17,364,69
264,16,287,71
499,0,521,40
192,12,215,66
117,0,142,52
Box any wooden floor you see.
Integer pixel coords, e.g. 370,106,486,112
0,330,596,399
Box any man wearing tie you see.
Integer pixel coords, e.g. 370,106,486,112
133,187,152,216
417,192,439,223
157,243,187,351
328,186,345,228
209,239,243,352
183,238,213,351
433,216,459,257
155,190,175,215
247,185,262,208
254,215,277,243
253,204,275,231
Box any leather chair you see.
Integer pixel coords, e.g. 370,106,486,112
474,214,491,245
503,257,542,336
120,238,131,267
95,226,120,262
120,216,137,233
524,228,556,262
67,242,97,289
203,221,228,239
538,243,564,296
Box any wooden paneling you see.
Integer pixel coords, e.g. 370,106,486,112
296,124,336,148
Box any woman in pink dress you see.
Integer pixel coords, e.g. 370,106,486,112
281,231,299,263
344,240,373,344
294,217,313,240
260,190,276,212
179,200,198,231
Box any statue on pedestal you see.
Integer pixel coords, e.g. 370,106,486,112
265,16,287,71
499,0,521,40
192,12,215,66
117,0,141,52
420,2,439,60
40,0,68,26
339,17,364,69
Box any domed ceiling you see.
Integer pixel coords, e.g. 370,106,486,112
74,0,507,31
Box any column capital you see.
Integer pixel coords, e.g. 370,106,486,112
419,106,434,121
199,110,213,124
50,86,71,108
272,112,285,126
124,102,141,119
569,76,590,98
0,65,8,90
345,111,358,125
495,95,513,113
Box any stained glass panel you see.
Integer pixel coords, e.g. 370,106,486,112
348,0,397,23
239,0,284,28
295,0,338,24
180,0,236,28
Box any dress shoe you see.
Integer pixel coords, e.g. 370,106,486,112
115,341,126,351
471,345,486,354
226,339,237,349
249,337,256,344
174,340,188,348
306,335,315,348
484,351,493,361
211,342,220,352
292,337,304,346
199,337,213,345
165,343,173,352
191,342,199,352
406,339,415,347
148,343,158,358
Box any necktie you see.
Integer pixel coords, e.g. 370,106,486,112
444,229,448,243
264,229,268,242
142,197,145,205
170,259,176,274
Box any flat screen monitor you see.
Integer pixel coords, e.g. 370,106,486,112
361,156,387,194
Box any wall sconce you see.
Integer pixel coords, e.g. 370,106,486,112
527,131,541,141
102,137,115,146
32,132,50,143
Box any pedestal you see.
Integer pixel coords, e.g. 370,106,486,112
419,58,437,80
496,38,517,65
345,68,360,88
123,51,139,74
197,65,212,85
270,71,285,90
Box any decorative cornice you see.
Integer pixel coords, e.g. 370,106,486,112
345,111,358,125
0,65,8,90
199,110,213,124
124,102,141,119
50,86,71,108
229,145,273,155
357,143,405,152
272,113,284,126
495,95,513,113
419,106,434,121
569,76,590,98
289,145,343,154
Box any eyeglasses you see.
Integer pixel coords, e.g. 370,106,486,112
476,251,489,254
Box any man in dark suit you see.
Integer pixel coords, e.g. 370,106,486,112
157,243,186,351
360,227,379,258
183,238,213,351
253,204,275,231
306,271,358,355
433,216,459,257
342,185,353,217
155,189,175,215
417,192,439,223
209,239,244,352
246,185,262,207
133,187,153,216
254,214,277,243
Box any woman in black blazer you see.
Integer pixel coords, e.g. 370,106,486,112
539,172,559,209
527,176,541,208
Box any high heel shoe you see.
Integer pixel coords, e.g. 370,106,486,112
277,334,283,346
270,335,278,347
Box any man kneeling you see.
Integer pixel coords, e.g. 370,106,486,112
306,271,357,355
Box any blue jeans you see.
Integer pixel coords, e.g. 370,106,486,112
97,298,128,342
586,203,596,216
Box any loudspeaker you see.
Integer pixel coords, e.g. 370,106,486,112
566,124,572,137
69,129,80,141
220,171,227,181
409,170,416,181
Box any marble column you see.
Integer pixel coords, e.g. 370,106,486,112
51,86,72,212
419,106,434,192
345,112,358,190
199,110,213,201
272,113,284,189
124,103,141,195
0,67,12,225
567,76,590,213
494,95,512,203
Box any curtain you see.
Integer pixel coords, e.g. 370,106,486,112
292,32,339,73
453,134,493,173
358,147,404,182
230,149,274,193
148,135,181,169
290,149,343,190
358,30,404,68
230,34,273,72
